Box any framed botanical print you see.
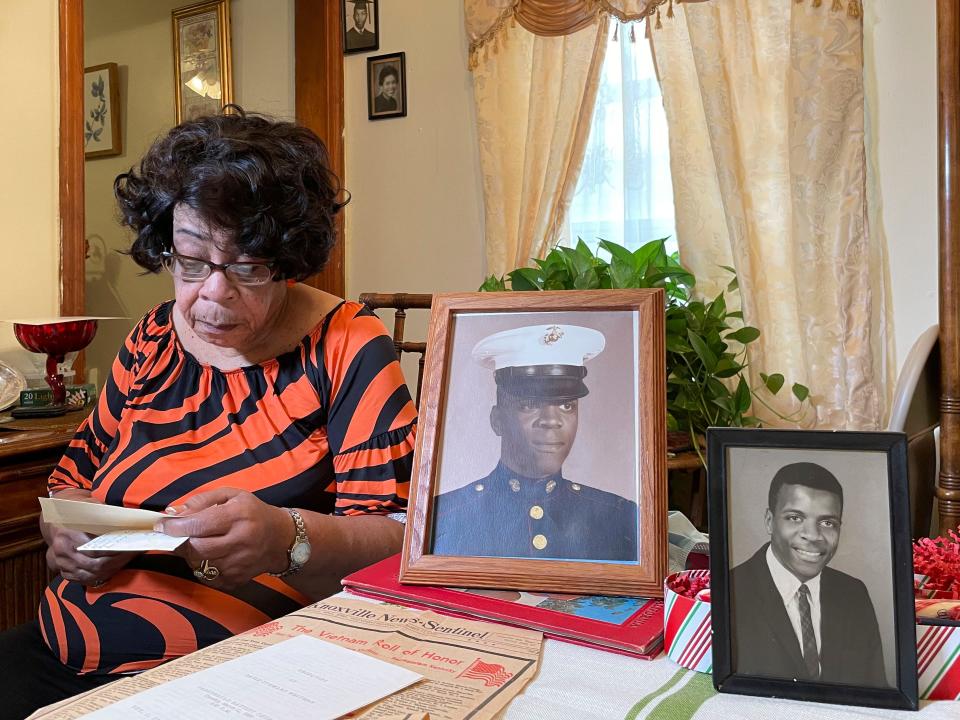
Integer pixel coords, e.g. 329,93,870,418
83,63,122,159
400,290,668,597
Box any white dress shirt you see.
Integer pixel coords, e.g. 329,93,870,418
765,545,822,670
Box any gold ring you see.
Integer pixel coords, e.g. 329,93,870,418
193,560,220,582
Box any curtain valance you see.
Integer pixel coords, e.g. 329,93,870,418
466,0,862,68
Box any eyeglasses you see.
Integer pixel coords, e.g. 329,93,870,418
160,251,276,286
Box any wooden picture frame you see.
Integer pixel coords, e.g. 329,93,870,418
707,428,918,711
342,0,379,54
172,0,233,125
83,63,121,159
367,52,406,120
400,290,668,597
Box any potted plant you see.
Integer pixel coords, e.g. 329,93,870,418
480,239,810,461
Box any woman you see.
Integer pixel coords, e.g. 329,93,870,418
374,65,399,113
0,109,416,718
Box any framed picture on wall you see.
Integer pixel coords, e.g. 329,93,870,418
400,290,668,598
367,52,406,120
83,63,122,159
342,0,379,54
172,0,233,124
707,428,918,710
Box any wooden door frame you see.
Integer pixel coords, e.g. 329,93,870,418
57,0,346,320
938,0,960,534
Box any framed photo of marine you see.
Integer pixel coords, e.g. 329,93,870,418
708,428,918,711
400,290,668,598
342,0,379,54
367,52,407,120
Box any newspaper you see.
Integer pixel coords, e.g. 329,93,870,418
30,597,543,720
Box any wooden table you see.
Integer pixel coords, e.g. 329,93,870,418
0,412,83,630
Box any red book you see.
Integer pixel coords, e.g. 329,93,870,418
341,554,664,659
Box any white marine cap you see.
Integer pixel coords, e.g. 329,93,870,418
472,324,605,400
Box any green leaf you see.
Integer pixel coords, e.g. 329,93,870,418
633,240,666,272
609,256,636,289
727,276,739,293
719,265,737,275
507,267,542,291
688,330,718,371
713,357,743,378
479,274,506,291
575,237,595,258
573,268,600,289
666,335,693,353
598,239,635,266
726,311,744,319
666,412,679,432
726,326,761,344
792,383,810,402
763,373,785,394
709,292,727,319
735,376,751,413
560,246,594,276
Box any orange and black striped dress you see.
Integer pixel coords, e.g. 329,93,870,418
39,300,416,675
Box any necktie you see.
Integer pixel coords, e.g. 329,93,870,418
797,583,820,679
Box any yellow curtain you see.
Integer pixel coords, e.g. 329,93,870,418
467,0,671,276
652,0,892,430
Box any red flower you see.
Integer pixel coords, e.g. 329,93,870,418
913,528,960,600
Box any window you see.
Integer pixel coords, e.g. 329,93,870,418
562,22,677,254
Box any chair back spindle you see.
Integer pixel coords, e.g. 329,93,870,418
358,292,433,408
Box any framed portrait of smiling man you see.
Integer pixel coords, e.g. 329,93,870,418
400,291,667,598
708,428,918,711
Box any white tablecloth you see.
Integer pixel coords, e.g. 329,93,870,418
502,639,960,720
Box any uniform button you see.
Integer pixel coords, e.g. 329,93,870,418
571,483,581,492
474,483,484,492
545,480,557,494
509,479,521,493
529,505,544,520
532,534,548,550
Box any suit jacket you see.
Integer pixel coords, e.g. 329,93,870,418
730,545,888,687
431,463,637,561
345,27,375,50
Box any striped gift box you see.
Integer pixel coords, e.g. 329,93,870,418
917,623,960,700
663,570,712,673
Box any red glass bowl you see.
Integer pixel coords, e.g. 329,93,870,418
12,320,98,407
13,319,98,357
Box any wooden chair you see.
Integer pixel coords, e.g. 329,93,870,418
888,324,940,539
358,292,433,408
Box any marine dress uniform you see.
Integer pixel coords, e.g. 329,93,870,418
431,323,638,562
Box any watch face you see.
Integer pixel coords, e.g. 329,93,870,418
290,540,312,565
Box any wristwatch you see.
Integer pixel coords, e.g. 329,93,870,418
270,508,311,578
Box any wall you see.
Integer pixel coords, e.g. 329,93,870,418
83,0,295,386
343,0,486,383
864,1,938,373
0,1,60,376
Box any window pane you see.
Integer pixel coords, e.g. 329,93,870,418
562,23,677,256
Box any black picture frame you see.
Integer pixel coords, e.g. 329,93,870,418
342,0,379,55
707,427,918,711
367,52,407,121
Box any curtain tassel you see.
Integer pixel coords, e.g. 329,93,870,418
655,7,662,29
847,0,861,18
630,24,636,43
613,23,619,42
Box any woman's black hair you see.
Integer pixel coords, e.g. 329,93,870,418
114,106,347,281
378,65,399,87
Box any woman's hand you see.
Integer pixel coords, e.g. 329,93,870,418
155,488,294,590
43,526,135,587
